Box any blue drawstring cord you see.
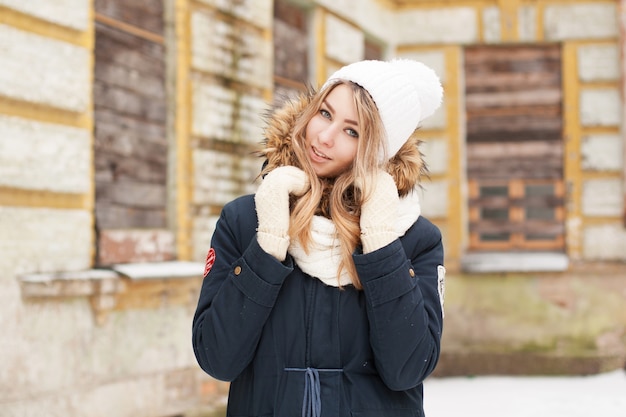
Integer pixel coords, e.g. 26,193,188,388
302,368,321,417
284,367,343,417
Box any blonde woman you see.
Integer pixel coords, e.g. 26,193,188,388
193,59,446,417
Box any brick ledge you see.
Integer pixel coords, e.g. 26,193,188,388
461,252,569,273
18,261,204,324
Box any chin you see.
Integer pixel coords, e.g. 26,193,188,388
317,171,339,179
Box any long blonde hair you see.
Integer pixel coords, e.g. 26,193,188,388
265,81,388,289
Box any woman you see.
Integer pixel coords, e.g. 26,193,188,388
193,59,445,417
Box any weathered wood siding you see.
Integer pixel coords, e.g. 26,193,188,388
273,0,309,103
465,45,565,250
465,45,563,177
93,0,170,263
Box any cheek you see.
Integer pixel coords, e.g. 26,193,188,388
347,139,359,159
305,117,321,138
338,140,358,164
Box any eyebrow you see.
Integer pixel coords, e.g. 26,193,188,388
323,100,359,126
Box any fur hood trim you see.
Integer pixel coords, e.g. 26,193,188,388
259,92,427,196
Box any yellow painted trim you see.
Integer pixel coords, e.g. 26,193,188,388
0,186,90,210
0,97,91,129
582,217,626,227
477,5,485,43
443,45,465,272
562,42,583,260
321,9,364,32
390,1,499,11
396,45,447,54
94,13,164,44
313,7,327,87
581,171,623,181
535,2,545,41
427,174,449,183
384,0,611,8
581,126,621,135
86,3,96,266
567,38,620,47
499,0,519,42
0,6,91,47
621,0,626,226
580,81,621,90
174,0,193,261
262,24,274,103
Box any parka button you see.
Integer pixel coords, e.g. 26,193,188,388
234,266,242,275
409,268,415,277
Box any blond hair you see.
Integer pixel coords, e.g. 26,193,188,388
271,81,388,289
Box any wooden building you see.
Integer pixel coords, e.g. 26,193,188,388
0,0,625,415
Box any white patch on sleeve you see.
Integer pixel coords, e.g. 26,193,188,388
437,265,446,318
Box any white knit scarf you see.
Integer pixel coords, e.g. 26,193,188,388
288,190,422,287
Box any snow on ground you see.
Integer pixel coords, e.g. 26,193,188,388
423,369,626,417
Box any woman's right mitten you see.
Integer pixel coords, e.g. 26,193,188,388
254,166,310,261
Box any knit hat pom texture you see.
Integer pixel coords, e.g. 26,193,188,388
322,59,443,159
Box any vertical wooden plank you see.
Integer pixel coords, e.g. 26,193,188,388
476,4,485,44
510,179,524,247
444,45,465,270
535,2,545,42
313,6,327,87
87,1,96,266
262,6,274,105
170,0,193,260
562,42,583,260
620,0,626,227
499,0,519,42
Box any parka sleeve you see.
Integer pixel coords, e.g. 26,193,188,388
354,218,444,391
192,197,293,381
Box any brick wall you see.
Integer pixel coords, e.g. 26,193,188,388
0,0,97,413
0,4,93,271
187,0,272,262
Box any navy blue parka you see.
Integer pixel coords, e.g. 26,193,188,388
192,94,445,417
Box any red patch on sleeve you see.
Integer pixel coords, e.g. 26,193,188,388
204,248,216,276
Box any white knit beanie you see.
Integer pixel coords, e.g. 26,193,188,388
321,59,443,159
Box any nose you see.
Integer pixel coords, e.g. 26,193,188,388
318,123,338,147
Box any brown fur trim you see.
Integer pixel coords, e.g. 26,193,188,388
259,93,426,191
258,94,310,172
388,135,428,196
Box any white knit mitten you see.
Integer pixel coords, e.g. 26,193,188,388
254,166,310,261
360,171,400,253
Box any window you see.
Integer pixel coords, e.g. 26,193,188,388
93,0,172,265
465,44,565,252
469,179,565,250
273,0,309,104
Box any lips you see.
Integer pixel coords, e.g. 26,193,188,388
311,146,330,161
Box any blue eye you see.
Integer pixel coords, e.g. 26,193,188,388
346,128,359,138
320,109,331,119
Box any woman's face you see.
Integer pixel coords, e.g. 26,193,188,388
305,84,359,178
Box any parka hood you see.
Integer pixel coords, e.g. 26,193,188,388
259,92,428,197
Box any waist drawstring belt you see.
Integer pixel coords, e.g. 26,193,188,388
284,367,343,417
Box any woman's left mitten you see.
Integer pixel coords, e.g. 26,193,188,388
359,170,400,253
